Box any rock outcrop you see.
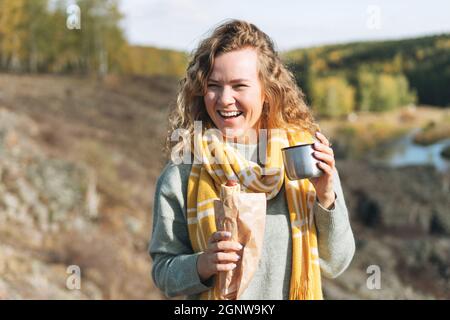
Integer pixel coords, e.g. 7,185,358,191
0,108,101,299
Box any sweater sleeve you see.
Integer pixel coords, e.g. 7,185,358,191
149,162,214,298
314,167,355,279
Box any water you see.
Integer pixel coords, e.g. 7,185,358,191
370,128,450,172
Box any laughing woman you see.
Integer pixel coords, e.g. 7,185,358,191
149,19,355,300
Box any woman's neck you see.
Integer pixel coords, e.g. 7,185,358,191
226,137,267,165
223,128,262,145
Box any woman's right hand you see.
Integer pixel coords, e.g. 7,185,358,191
197,231,243,283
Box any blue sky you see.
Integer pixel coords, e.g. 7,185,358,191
118,0,450,52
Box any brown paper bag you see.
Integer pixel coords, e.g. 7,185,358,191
214,181,266,300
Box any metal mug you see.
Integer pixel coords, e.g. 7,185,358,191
282,143,324,180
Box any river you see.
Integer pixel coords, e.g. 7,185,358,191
370,128,450,172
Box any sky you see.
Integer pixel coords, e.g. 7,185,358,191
118,0,450,53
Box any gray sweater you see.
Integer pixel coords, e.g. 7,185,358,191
149,142,355,299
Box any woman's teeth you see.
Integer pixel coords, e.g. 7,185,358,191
218,110,243,118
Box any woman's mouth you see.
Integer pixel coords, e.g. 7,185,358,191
217,110,243,119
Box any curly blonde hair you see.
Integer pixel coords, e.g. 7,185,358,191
166,19,319,157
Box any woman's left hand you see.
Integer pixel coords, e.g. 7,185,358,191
309,131,336,209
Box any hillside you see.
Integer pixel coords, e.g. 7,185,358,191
0,73,177,299
0,73,449,299
283,33,450,108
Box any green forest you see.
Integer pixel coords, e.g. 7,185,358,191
1,0,449,116
283,34,450,116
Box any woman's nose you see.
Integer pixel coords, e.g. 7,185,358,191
218,86,235,106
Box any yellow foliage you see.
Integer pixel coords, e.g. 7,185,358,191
311,59,327,72
119,45,188,78
329,51,342,64
311,76,355,117
436,39,450,49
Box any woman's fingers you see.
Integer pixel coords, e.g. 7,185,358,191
204,232,243,277
209,240,243,252
313,151,335,169
313,142,334,156
214,263,238,272
317,160,334,175
200,231,243,279
213,252,241,263
208,231,243,250
315,131,331,147
209,231,231,243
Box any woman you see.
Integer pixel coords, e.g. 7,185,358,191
149,19,355,300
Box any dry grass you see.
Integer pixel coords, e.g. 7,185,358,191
413,115,450,145
42,229,162,299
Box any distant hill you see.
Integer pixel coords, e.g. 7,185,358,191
2,1,447,109
121,34,450,116
282,33,450,107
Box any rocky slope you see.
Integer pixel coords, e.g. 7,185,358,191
0,74,176,299
323,160,450,299
0,108,101,298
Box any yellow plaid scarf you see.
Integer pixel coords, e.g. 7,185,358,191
187,128,323,300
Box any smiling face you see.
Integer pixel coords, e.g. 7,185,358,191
204,47,265,143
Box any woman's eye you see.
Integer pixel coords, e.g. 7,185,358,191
206,84,247,89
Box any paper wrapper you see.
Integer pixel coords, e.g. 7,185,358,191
213,182,266,300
